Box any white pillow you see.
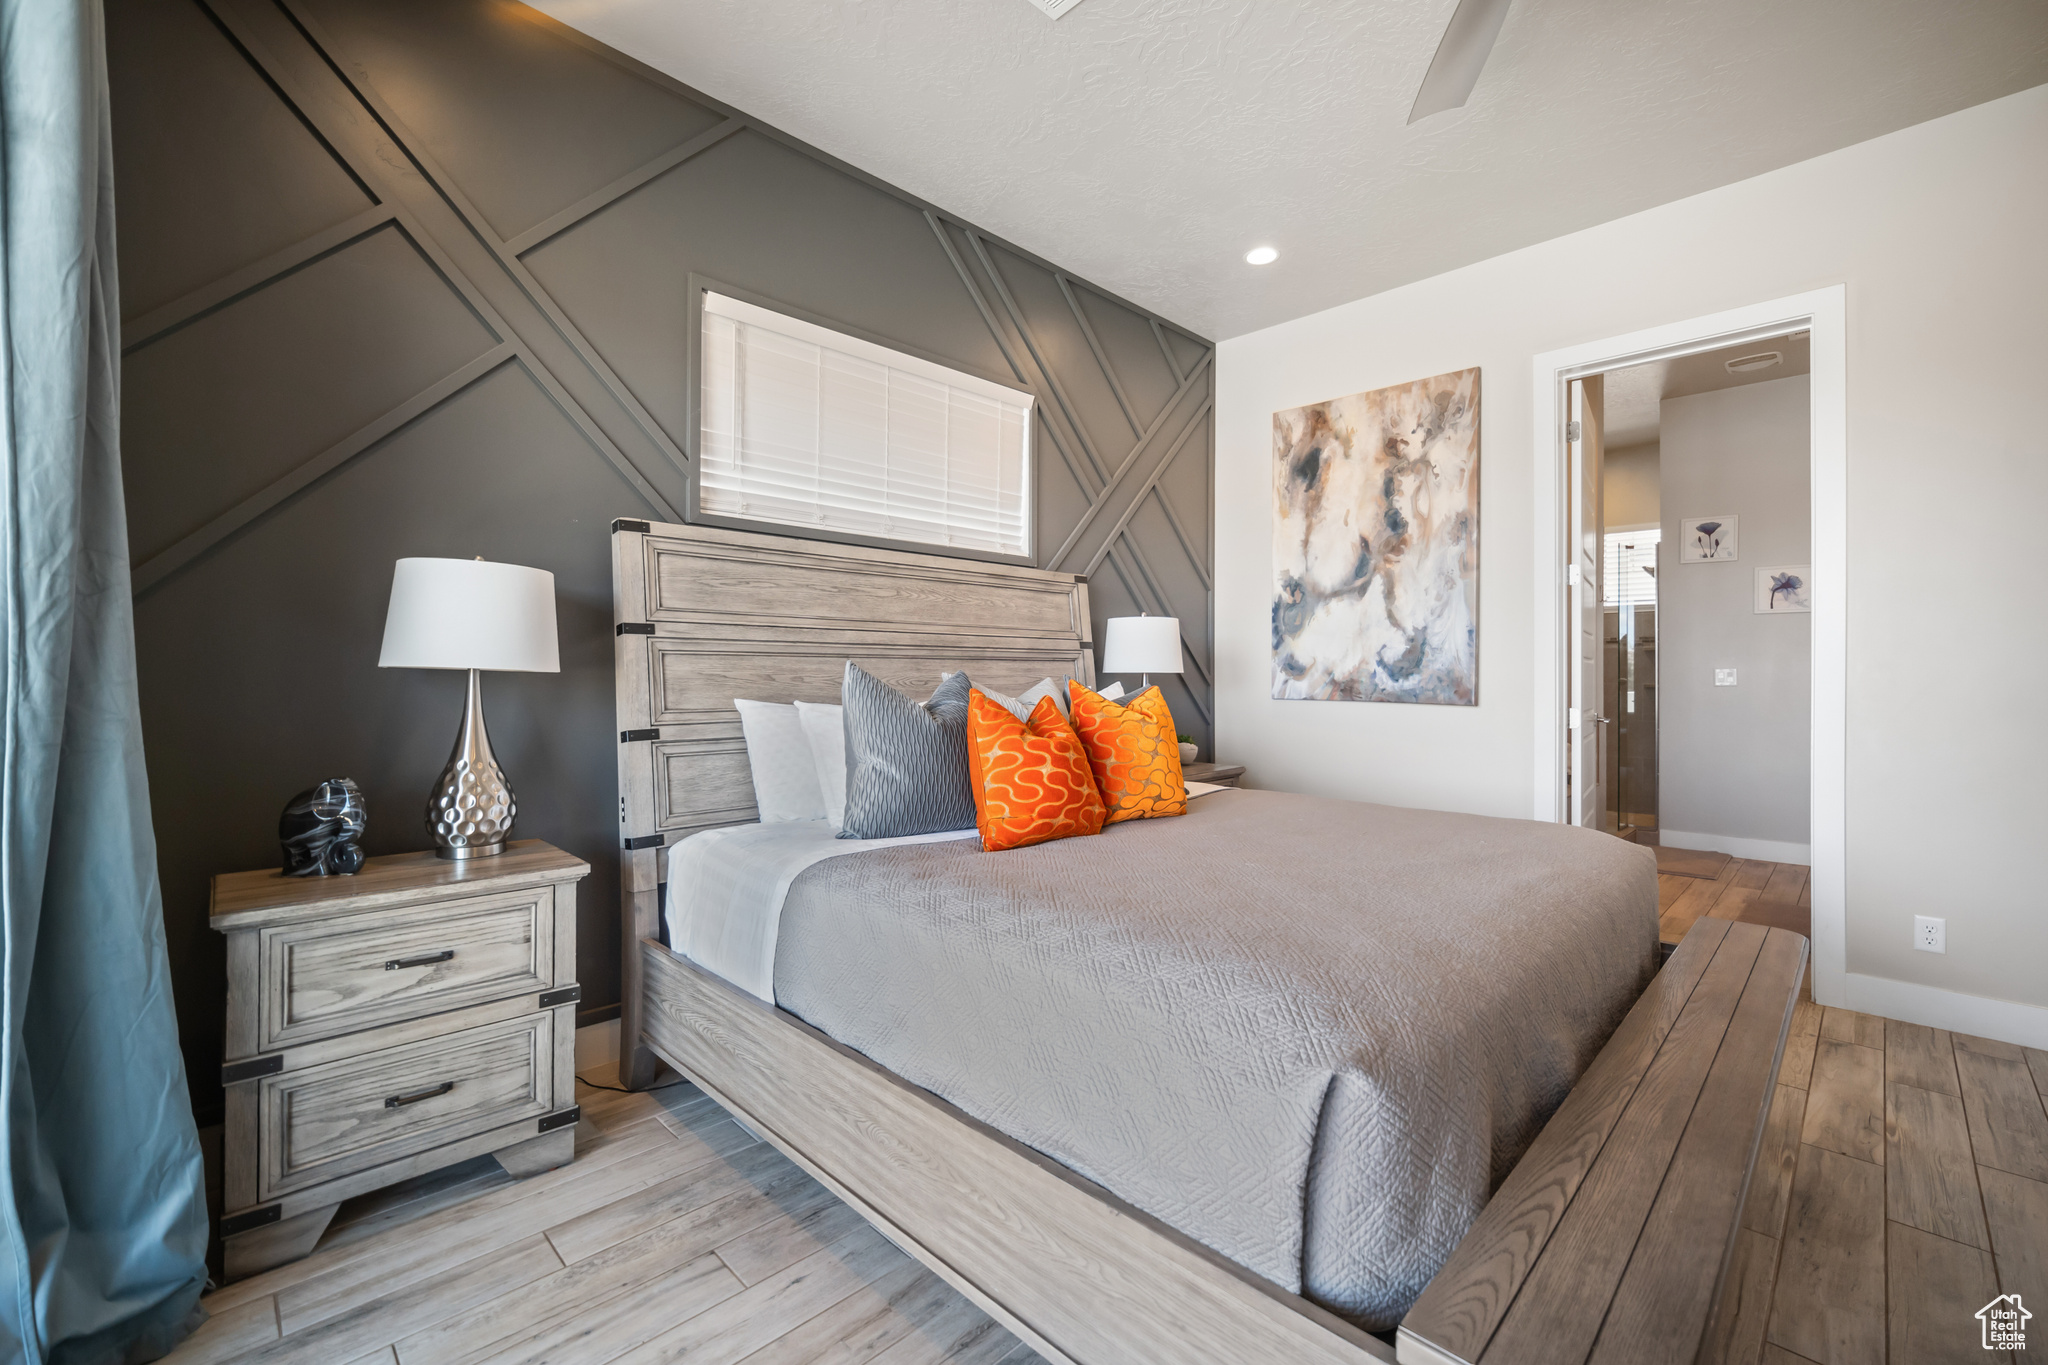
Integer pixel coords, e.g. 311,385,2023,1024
945,675,1122,723
973,678,1058,723
793,701,847,832
734,700,826,823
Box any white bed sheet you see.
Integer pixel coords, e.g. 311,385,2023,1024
664,821,977,1002
663,784,1229,1002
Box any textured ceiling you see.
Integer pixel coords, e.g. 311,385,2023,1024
531,0,2048,340
1605,332,1812,448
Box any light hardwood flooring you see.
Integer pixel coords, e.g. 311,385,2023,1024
170,1006,2048,1365
167,1072,1045,1365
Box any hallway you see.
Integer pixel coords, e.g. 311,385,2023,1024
1656,845,1810,949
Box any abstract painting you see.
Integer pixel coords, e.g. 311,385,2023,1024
1272,368,1479,705
1679,515,1738,562
1755,565,1812,613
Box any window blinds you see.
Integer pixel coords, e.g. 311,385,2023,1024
1604,528,1661,607
700,292,1034,556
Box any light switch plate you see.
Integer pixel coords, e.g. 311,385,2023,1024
1715,668,1738,686
1913,915,1945,953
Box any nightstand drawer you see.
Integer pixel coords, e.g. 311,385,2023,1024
259,1010,557,1200
260,887,555,1050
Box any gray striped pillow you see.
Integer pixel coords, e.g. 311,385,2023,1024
838,663,977,839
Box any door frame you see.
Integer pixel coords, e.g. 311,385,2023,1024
1529,285,1847,1006
1566,376,1607,833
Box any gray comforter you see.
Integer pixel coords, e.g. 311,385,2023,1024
773,787,1658,1329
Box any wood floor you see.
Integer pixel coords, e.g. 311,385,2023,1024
166,1073,1044,1365
1649,847,2048,1359
1656,844,1812,948
1723,1001,2048,1364
167,990,2048,1365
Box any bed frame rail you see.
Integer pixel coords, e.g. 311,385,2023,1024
638,939,1394,1365
1398,917,1808,1365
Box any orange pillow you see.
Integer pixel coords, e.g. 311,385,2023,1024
1066,681,1188,824
965,689,1106,852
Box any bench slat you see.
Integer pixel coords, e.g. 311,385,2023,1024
1399,918,1733,1360
1474,921,1770,1365
1398,918,1807,1365
1587,926,1809,1364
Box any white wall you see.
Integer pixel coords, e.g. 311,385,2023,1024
1657,378,1810,858
1604,442,1660,528
1214,84,2048,1024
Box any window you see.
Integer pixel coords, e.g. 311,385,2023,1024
699,292,1034,557
1604,528,1660,607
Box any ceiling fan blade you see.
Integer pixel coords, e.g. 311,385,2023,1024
1407,0,1513,124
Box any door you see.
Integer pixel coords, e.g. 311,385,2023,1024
1568,376,1606,828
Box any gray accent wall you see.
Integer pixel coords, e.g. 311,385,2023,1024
109,0,1214,1121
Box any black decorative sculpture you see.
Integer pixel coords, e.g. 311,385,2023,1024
279,779,368,876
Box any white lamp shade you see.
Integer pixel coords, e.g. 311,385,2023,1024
378,558,560,672
1101,615,1183,675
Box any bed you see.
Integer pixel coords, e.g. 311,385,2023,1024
610,518,1805,1365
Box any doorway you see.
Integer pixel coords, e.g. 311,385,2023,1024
1566,333,1813,853
1530,287,1847,1006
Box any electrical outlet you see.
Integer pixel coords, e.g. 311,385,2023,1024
1715,668,1738,687
1913,915,1946,954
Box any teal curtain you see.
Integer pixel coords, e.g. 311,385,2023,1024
0,0,209,1360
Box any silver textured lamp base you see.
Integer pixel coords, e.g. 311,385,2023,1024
429,668,516,859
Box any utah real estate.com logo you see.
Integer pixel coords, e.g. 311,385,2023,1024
1979,1294,2031,1352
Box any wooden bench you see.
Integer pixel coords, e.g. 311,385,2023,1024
1397,917,1808,1365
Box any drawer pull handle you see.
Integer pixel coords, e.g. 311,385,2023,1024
385,949,455,971
385,1081,455,1109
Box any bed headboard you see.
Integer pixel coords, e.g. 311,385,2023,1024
612,517,1093,851
609,517,1091,1077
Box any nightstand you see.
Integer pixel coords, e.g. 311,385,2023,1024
1183,762,1245,788
210,839,589,1280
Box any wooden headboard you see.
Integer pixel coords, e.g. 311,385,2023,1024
609,516,1092,1084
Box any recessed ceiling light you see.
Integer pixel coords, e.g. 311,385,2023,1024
1245,246,1279,266
1724,351,1783,374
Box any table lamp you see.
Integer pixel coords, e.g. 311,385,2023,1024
378,557,559,859
1101,613,1183,690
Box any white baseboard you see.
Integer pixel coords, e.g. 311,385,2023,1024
575,1018,620,1074
1845,973,2048,1050
1659,829,1811,865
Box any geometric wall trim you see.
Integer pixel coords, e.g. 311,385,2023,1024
110,0,1212,1122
